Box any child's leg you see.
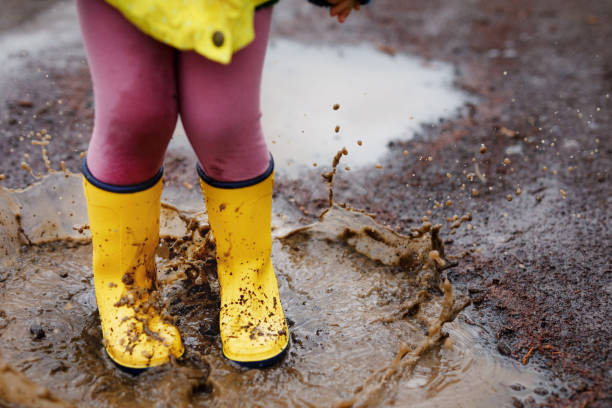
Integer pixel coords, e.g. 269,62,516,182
76,0,178,185
178,7,273,182
76,0,184,369
181,8,288,366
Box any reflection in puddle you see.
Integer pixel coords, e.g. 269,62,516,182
0,173,554,407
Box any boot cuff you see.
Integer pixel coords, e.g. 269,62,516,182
81,157,163,193
197,156,274,189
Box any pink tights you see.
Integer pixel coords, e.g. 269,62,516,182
76,0,272,185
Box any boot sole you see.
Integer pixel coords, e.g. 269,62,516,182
228,342,289,369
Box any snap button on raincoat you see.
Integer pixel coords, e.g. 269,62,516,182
105,0,275,64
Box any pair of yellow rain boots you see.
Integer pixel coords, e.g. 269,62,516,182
82,158,288,369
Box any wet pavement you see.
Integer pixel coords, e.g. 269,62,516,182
1,0,611,407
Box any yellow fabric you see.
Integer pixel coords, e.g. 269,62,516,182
200,172,289,363
83,176,184,368
105,0,270,64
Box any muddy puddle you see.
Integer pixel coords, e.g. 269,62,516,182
260,39,470,174
0,172,553,407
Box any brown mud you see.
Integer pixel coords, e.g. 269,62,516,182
0,170,553,407
1,0,611,407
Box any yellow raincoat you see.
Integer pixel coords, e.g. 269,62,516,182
105,0,276,64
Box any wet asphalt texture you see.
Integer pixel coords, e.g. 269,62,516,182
0,0,610,407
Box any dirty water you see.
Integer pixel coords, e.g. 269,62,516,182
0,171,555,407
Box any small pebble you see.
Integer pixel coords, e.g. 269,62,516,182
510,383,526,391
471,292,485,304
30,323,45,340
571,379,588,392
533,387,549,396
524,396,536,405
497,340,512,356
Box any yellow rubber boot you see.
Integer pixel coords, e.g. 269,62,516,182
198,160,289,366
82,161,184,369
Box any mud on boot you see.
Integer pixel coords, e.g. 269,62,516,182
198,157,289,366
82,159,184,369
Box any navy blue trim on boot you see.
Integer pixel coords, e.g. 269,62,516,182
255,0,279,10
197,156,274,189
81,157,163,193
112,360,147,376
232,343,288,369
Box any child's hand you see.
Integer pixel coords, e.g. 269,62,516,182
327,0,361,24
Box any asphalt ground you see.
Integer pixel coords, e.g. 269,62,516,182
0,1,610,407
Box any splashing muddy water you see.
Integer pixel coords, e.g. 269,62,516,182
0,172,551,407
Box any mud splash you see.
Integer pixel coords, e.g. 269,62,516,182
0,172,550,407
